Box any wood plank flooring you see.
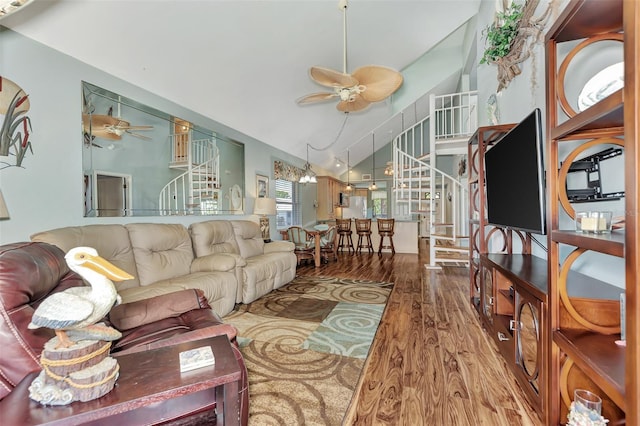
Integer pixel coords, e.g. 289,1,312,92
295,239,541,425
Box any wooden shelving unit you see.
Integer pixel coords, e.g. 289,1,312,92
545,0,637,423
467,124,515,311
468,124,549,416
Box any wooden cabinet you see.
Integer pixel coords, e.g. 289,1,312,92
468,125,547,416
469,2,638,423
545,0,636,423
480,254,547,414
316,176,345,221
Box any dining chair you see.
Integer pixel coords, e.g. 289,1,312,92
319,225,338,263
287,226,314,265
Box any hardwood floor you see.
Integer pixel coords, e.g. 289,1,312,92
295,239,541,425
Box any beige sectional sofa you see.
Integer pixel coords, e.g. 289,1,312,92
30,220,296,316
189,220,297,303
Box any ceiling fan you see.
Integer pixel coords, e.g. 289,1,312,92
82,114,153,141
297,0,403,113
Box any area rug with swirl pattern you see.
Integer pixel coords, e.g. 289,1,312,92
225,275,393,426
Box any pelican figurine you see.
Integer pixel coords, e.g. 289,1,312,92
29,247,134,349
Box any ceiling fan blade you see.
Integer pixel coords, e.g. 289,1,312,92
352,66,403,102
82,114,119,130
297,92,339,105
336,94,370,113
310,66,358,88
126,131,152,141
90,130,122,141
122,125,154,130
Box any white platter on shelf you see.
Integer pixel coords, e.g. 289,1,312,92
577,62,624,112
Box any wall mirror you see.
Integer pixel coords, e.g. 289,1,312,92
82,82,245,217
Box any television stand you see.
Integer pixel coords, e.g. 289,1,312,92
479,253,547,412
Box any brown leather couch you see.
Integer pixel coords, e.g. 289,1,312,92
0,241,249,425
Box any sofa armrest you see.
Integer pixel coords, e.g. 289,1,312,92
191,253,238,273
113,318,239,356
263,241,295,253
109,289,208,331
215,252,247,267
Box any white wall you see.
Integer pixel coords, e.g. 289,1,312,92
0,28,307,243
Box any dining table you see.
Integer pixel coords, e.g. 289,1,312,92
279,225,332,268
304,227,328,268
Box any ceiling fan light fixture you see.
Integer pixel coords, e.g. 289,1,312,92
0,0,31,19
296,0,403,113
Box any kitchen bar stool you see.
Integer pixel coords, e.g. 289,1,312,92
355,219,373,254
377,218,395,254
336,218,354,252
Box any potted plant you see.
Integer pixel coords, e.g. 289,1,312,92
479,0,552,92
480,2,524,66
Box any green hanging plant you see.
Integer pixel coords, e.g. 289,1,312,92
480,3,524,65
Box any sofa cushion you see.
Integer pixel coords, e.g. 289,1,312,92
117,272,237,317
109,289,208,331
30,224,140,289
125,223,194,286
189,220,240,257
231,220,265,259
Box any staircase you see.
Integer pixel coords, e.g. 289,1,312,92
392,91,477,268
158,134,220,215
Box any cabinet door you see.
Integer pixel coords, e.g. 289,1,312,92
514,288,543,409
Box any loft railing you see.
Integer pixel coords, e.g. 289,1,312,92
159,137,219,214
392,90,476,267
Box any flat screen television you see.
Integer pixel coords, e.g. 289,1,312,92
484,108,546,235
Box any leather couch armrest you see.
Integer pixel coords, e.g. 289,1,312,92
109,289,208,331
264,240,295,253
113,320,239,356
111,308,236,355
191,253,237,273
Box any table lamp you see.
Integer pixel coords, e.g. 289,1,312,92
254,198,276,242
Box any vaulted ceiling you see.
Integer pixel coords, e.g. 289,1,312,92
2,0,481,170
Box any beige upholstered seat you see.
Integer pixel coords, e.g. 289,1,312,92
190,220,297,304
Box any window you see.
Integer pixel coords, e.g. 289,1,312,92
371,190,388,218
275,179,301,228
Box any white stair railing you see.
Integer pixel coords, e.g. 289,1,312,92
393,149,468,265
159,137,219,215
392,90,477,268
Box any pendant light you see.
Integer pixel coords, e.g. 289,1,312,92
298,144,317,184
345,149,352,192
369,134,377,190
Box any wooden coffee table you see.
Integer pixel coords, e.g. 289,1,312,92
0,335,241,425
